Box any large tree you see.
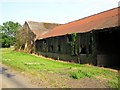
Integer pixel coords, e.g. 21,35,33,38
0,21,22,48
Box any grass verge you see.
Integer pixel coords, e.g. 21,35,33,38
1,48,119,88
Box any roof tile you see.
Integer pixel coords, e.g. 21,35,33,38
39,7,119,39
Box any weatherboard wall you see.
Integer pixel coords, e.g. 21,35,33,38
35,33,94,65
35,26,120,67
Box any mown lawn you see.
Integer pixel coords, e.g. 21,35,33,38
1,48,119,88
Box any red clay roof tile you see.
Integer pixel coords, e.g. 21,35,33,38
39,7,119,39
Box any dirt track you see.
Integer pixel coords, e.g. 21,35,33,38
0,64,40,88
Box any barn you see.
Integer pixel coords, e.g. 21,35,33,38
15,21,60,53
35,7,120,67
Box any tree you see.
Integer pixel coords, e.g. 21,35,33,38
0,21,22,48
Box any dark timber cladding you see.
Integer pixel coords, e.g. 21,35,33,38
35,7,120,67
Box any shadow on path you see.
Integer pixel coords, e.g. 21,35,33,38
0,67,15,78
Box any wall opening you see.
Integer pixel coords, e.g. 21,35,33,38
58,45,61,52
43,39,46,44
81,45,86,54
96,28,120,67
67,34,72,43
50,45,53,52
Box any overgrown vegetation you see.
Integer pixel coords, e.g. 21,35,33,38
14,26,35,53
70,33,79,55
2,48,119,88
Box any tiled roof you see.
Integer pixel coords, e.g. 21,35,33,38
26,21,60,39
39,7,119,39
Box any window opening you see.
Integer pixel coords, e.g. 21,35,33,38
81,45,86,54
50,45,53,52
58,45,61,52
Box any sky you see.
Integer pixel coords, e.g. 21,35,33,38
0,0,119,25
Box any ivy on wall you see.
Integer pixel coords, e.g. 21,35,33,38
70,33,77,55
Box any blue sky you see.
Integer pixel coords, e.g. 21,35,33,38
0,0,119,25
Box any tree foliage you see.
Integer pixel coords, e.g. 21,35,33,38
0,21,22,48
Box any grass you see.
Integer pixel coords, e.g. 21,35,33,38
1,48,119,88
71,70,93,79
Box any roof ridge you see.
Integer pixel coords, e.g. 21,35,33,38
38,7,119,39
65,7,119,25
26,20,60,25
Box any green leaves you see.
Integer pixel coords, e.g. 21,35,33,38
71,33,77,42
0,21,22,47
2,21,21,36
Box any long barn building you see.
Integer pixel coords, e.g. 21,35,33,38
35,7,120,67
